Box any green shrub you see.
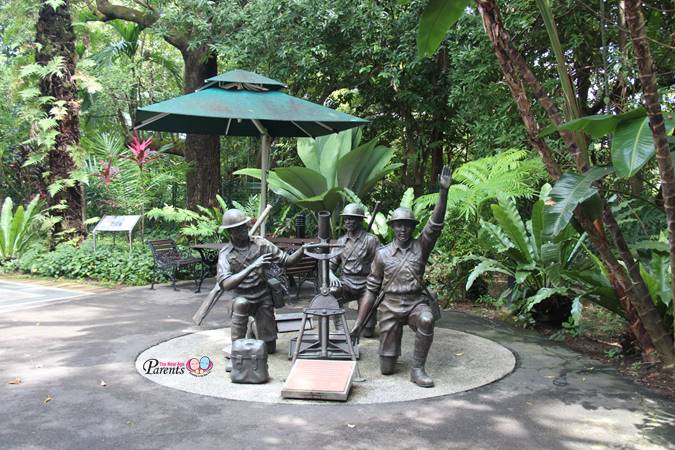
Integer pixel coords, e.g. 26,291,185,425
427,223,491,306
466,187,623,326
0,196,56,260
15,240,161,285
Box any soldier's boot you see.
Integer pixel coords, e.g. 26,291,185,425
410,329,434,388
332,314,344,332
265,340,276,354
379,356,397,375
227,297,250,373
332,298,348,332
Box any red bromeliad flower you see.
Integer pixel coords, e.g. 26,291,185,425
126,135,159,169
98,160,120,185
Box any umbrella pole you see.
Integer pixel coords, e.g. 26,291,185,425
260,133,271,237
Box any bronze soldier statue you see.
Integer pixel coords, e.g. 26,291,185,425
351,165,451,387
329,203,380,337
217,209,305,354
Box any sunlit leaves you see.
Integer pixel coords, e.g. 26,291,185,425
417,0,472,58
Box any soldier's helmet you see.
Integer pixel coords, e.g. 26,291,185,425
340,203,366,218
220,209,250,229
387,207,419,225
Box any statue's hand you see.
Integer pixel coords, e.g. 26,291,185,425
329,271,342,288
349,323,361,340
439,164,452,190
250,253,272,269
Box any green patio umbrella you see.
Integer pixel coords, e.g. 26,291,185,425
134,69,368,235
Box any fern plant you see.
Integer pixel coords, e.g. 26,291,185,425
416,149,546,221
147,194,229,243
367,150,546,242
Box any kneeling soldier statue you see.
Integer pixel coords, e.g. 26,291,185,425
329,203,380,337
217,209,305,354
351,165,451,387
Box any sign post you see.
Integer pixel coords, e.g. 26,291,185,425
92,215,141,251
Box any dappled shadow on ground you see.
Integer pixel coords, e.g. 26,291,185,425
0,281,673,449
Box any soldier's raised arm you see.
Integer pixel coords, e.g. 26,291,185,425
431,165,452,225
421,165,452,258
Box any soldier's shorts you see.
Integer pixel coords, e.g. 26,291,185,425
232,294,277,342
334,284,365,305
378,296,434,357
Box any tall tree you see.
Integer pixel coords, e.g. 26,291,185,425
214,0,457,193
36,0,85,235
89,0,222,209
417,0,674,364
624,0,675,353
475,0,672,365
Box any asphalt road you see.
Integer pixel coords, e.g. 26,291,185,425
1,280,673,449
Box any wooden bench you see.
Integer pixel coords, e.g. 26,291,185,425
268,237,320,299
147,239,204,292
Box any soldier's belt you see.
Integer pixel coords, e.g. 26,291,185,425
382,291,425,301
234,286,268,297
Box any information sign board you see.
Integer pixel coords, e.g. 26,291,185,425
92,215,141,251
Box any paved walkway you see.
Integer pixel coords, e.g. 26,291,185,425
1,280,673,449
0,280,101,313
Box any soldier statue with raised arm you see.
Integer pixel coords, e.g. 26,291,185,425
351,165,451,387
329,203,380,337
217,209,305,354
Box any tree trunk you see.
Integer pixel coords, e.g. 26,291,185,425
91,2,221,210
182,49,221,209
624,0,675,358
475,0,674,365
36,1,85,236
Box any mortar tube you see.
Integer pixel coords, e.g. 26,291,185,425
317,211,331,289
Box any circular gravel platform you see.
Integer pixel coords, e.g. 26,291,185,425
135,327,515,404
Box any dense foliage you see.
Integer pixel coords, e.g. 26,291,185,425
7,240,156,285
0,0,673,362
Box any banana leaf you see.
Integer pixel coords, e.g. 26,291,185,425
612,115,675,178
543,166,613,237
545,108,646,138
417,0,473,58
